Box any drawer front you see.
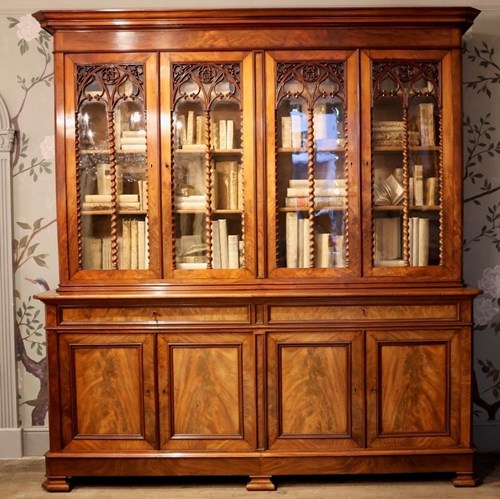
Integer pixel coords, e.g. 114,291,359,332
61,305,251,324
268,303,459,323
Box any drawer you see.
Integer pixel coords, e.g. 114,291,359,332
268,303,459,323
61,305,251,324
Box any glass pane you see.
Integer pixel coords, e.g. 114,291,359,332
275,61,347,269
77,63,149,270
371,62,441,268
172,63,243,270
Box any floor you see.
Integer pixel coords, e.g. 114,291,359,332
1,456,499,498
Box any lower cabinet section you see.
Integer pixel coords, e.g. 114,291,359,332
158,332,256,451
267,331,364,450
42,297,477,491
58,333,156,451
366,329,464,449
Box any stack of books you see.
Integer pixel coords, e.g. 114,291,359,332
174,195,206,211
82,193,140,211
284,178,347,209
372,121,419,147
409,217,429,266
120,130,146,152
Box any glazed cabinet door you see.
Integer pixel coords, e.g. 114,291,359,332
160,52,256,278
361,50,463,281
158,331,256,451
265,51,361,278
63,53,160,281
57,332,156,451
267,331,364,450
366,329,467,449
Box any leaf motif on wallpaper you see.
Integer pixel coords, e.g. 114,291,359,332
14,218,55,271
7,17,54,181
12,215,55,425
463,114,500,205
463,41,500,98
463,201,500,252
474,359,500,421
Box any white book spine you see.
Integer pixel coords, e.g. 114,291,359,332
226,120,234,149
219,119,227,150
228,235,239,269
316,233,330,268
281,116,292,148
211,221,221,269
286,212,298,268
418,218,429,266
186,111,195,145
218,218,229,269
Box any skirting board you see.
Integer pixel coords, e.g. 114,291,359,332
22,427,49,457
0,428,22,458
473,422,500,453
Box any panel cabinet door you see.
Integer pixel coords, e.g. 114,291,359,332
265,50,361,278
158,332,256,451
361,49,462,281
366,329,466,449
58,332,156,451
63,53,160,282
160,52,256,279
267,331,364,451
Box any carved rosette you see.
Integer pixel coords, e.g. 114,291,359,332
276,62,346,269
171,63,242,270
76,63,145,270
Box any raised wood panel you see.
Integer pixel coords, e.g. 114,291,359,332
58,333,156,450
61,305,250,324
269,303,458,323
366,329,460,448
267,331,363,451
158,332,256,451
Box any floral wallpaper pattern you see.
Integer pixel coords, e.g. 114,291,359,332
1,10,499,444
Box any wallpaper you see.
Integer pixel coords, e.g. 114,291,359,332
0,11,499,443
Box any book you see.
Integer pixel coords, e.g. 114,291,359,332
373,174,404,206
374,217,401,264
316,233,330,268
228,235,239,269
286,187,346,197
417,217,429,266
286,211,298,268
97,163,111,195
195,115,205,145
281,116,292,148
219,119,227,150
335,234,345,268
218,218,229,269
290,109,303,149
121,219,131,269
426,177,438,206
226,120,234,149
130,219,139,270
137,220,146,270
419,103,435,146
186,111,195,145
211,221,222,269
215,161,239,209
413,165,424,206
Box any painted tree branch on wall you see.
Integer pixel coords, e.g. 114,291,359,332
6,15,56,426
14,218,55,425
464,41,500,98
